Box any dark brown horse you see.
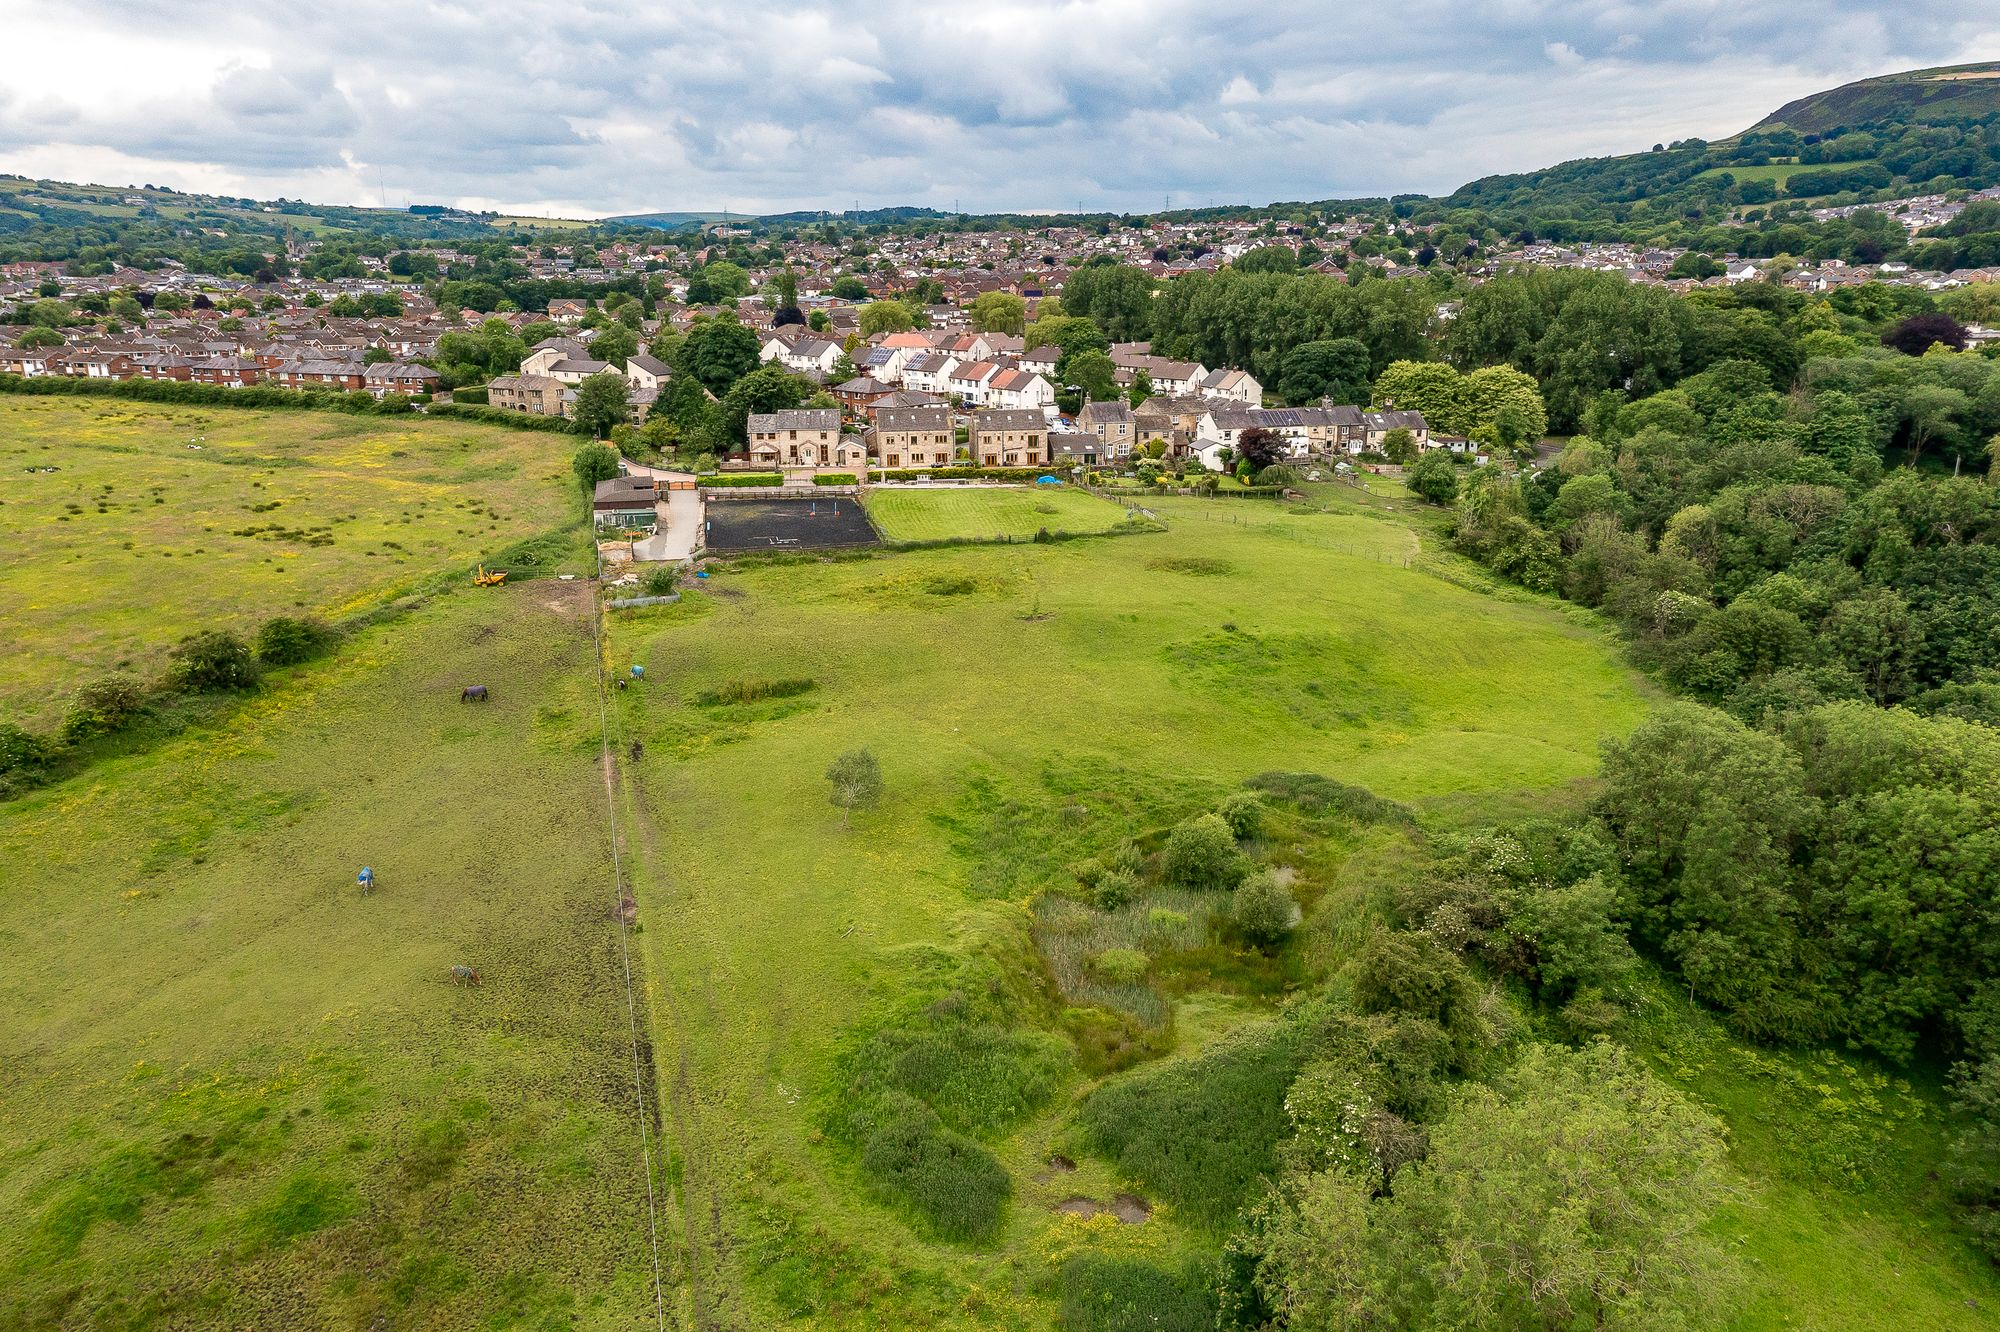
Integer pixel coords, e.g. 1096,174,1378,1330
460,685,489,702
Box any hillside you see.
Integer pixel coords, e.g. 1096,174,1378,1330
1440,60,2000,218
1756,61,2000,137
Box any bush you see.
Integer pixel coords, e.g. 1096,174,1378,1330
857,1097,1011,1242
168,631,259,692
1232,871,1296,947
1093,868,1141,911
1407,451,1460,504
61,676,149,741
701,472,784,488
1217,791,1265,839
1245,772,1407,824
1059,1255,1217,1332
0,723,52,774
692,677,814,706
813,472,857,485
1079,1025,1301,1225
254,615,334,666
641,564,681,597
571,440,619,491
1088,948,1149,984
1162,813,1247,889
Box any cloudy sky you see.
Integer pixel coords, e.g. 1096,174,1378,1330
4,1,1998,218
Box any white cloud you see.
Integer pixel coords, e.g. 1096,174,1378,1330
1,0,1998,215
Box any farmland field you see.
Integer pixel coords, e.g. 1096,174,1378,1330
865,485,1136,542
1692,159,1872,189
0,583,657,1326
0,396,578,725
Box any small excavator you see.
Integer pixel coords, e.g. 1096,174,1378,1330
472,564,507,587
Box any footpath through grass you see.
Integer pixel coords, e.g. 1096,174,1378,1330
0,395,575,725
0,584,657,1327
865,485,1136,542
607,507,1649,1325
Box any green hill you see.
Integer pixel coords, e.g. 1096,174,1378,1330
1439,60,2000,219
1755,61,2000,137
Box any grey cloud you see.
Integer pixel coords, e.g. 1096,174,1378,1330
6,0,1999,213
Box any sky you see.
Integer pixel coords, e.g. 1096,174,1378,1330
3,1,1999,219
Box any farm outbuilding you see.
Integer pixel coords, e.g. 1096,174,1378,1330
592,476,659,530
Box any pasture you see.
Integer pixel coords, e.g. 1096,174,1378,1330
0,584,657,1327
865,485,1136,542
0,396,579,725
605,507,1652,1323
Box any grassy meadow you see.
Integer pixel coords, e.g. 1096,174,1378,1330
605,507,1653,1325
865,486,1136,542
0,583,658,1327
0,396,576,725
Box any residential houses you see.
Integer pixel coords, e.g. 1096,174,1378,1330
968,409,1049,467
868,405,955,469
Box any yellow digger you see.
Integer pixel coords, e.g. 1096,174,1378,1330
473,564,507,587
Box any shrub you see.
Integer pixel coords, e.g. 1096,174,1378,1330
1232,871,1296,947
641,564,681,597
0,723,52,774
1059,1255,1217,1332
1079,1025,1301,1225
1245,772,1407,824
701,472,783,488
60,676,149,741
1093,868,1141,911
812,472,857,486
571,440,618,491
254,615,334,666
1217,791,1265,839
858,1096,1011,1242
168,631,258,692
692,677,814,706
1088,948,1149,984
1162,813,1246,889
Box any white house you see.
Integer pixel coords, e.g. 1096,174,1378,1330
945,359,1004,405
899,351,960,396
984,366,1055,410
1199,367,1262,406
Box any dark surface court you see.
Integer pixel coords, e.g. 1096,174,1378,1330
703,498,880,552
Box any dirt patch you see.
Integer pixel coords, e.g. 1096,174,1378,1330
611,895,638,925
1055,1192,1151,1224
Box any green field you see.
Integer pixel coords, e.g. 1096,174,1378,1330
0,397,576,725
0,584,656,1326
1693,159,1870,189
865,485,1135,542
5,416,1997,1328
604,510,1654,1324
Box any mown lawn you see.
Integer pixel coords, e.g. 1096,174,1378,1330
0,396,577,724
0,584,657,1327
865,485,1135,542
606,508,1651,1325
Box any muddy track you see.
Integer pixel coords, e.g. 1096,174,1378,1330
586,579,741,1331
576,577,678,1330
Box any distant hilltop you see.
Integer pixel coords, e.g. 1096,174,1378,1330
1753,61,2000,136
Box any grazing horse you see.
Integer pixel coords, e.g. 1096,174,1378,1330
449,965,482,986
460,685,489,702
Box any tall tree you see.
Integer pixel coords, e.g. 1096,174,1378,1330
1258,1043,1732,1332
